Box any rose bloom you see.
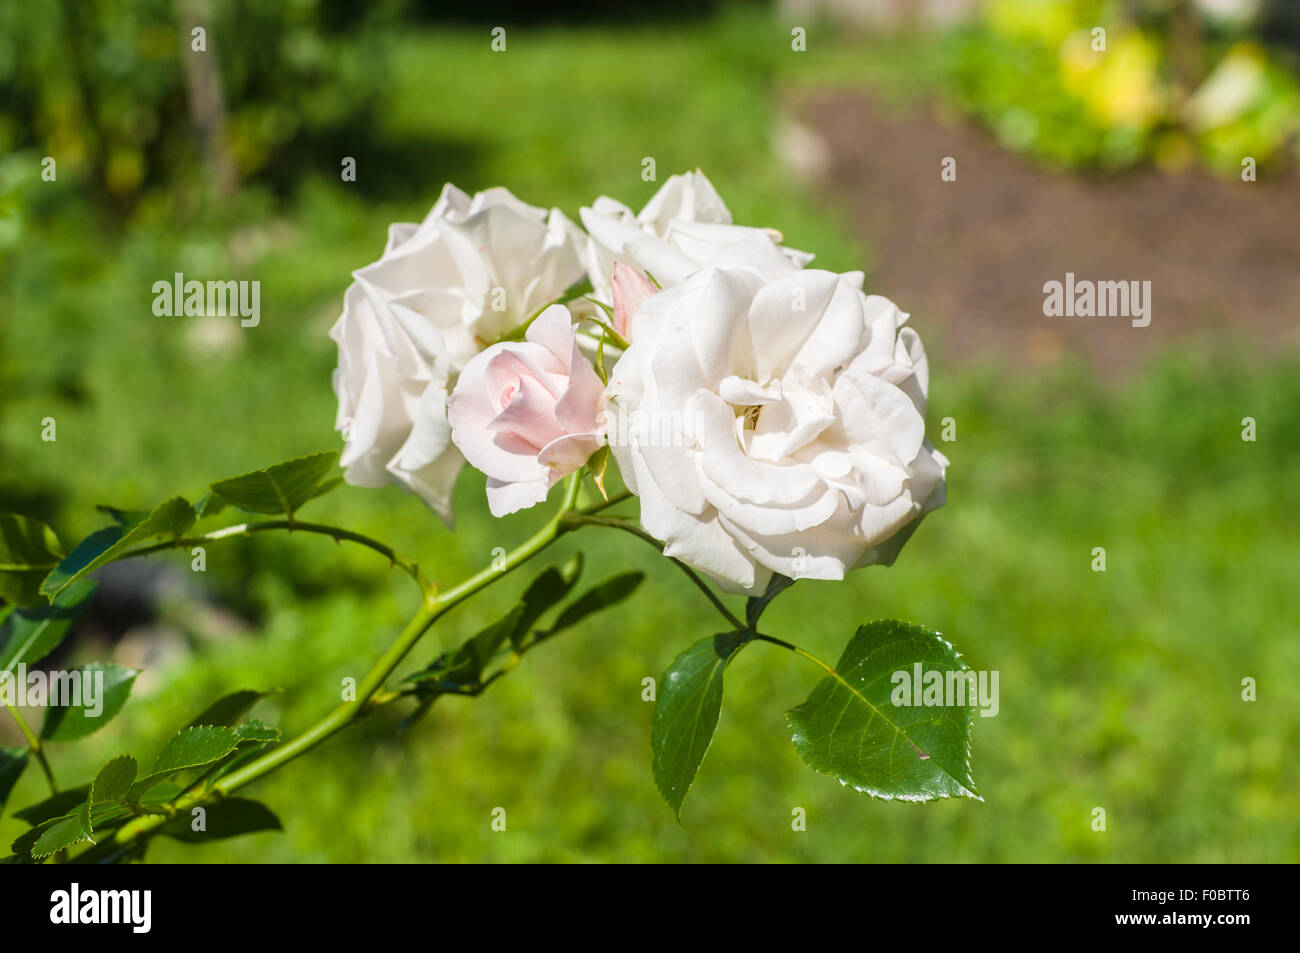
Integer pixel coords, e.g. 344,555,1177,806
330,184,584,522
579,170,812,309
447,305,605,517
610,262,657,339
607,239,948,592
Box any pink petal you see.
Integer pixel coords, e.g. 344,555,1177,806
611,262,657,338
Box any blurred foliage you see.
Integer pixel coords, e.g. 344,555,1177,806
941,0,1300,175
770,1,1300,177
0,0,408,204
1,5,1297,861
402,0,748,25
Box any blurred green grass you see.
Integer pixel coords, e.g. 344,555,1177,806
2,11,1298,862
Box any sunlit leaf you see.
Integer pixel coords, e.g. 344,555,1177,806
156,798,282,843
787,619,980,802
652,631,745,817
544,571,643,638
41,497,195,600
0,514,64,607
187,689,275,728
209,450,339,517
40,663,139,742
0,578,96,673
0,747,28,813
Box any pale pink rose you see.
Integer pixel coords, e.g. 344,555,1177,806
610,262,658,339
448,305,606,516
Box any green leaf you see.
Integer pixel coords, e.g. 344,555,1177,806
40,497,196,600
0,578,97,673
545,571,644,638
193,492,228,519
95,505,149,526
78,755,138,837
652,631,746,818
89,754,137,804
786,620,980,802
38,526,126,597
0,514,64,607
209,450,339,517
462,608,524,677
138,779,183,806
0,747,28,812
151,725,243,775
587,444,611,495
127,725,242,800
413,606,525,692
309,474,344,502
9,823,43,860
156,798,282,843
65,839,143,865
39,662,138,742
408,556,587,695
594,330,608,383
13,785,88,825
9,823,44,859
510,553,584,649
231,720,280,744
14,787,132,861
27,795,131,859
31,810,94,858
187,689,274,728
205,744,271,783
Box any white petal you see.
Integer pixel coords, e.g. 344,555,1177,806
832,370,925,467
486,477,550,517
691,391,820,505
747,270,841,381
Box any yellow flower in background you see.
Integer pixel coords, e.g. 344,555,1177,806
986,0,1077,46
1059,29,1165,130
1184,43,1271,132
1187,43,1300,174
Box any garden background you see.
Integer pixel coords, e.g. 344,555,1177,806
2,0,1298,862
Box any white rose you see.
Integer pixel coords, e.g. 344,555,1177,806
579,169,813,307
330,184,585,522
606,241,948,593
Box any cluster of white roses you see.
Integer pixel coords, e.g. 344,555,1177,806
331,171,948,593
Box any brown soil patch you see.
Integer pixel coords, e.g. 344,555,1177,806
790,89,1300,376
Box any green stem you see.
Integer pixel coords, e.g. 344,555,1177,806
752,633,836,676
3,704,59,793
109,473,584,850
577,318,630,352
579,488,632,514
119,519,433,594
561,513,745,631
